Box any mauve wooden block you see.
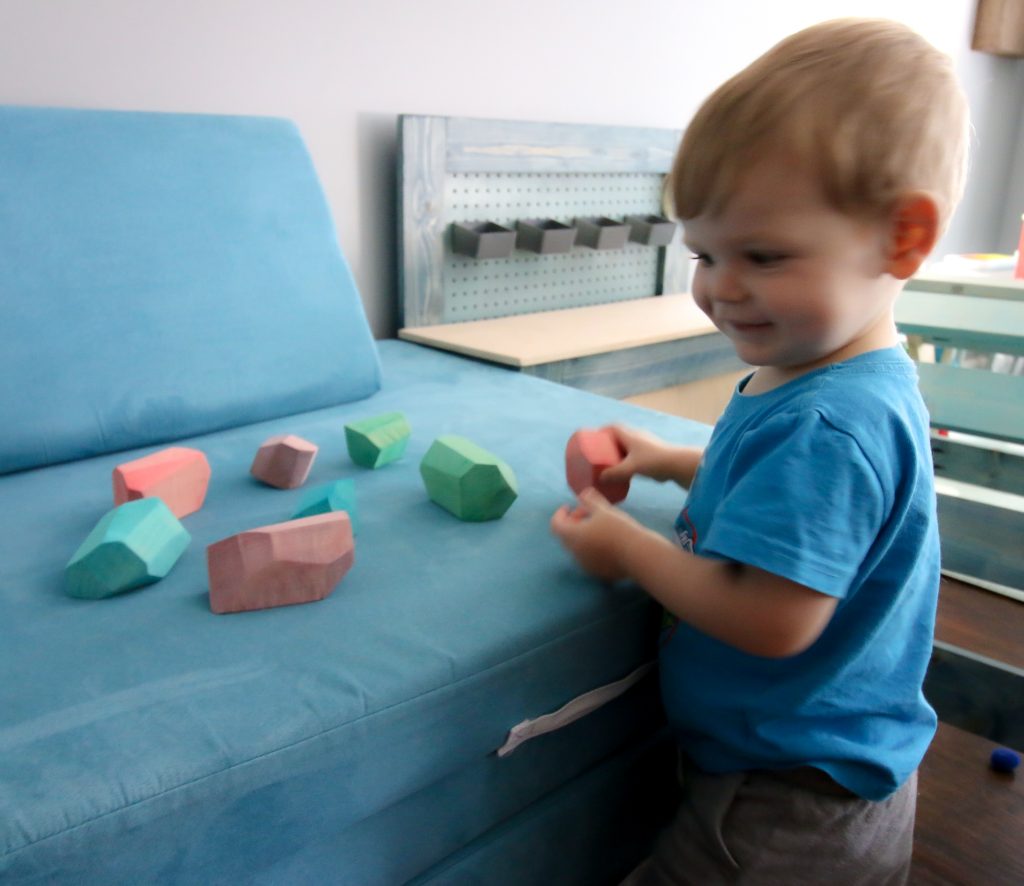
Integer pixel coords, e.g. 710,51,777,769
565,428,630,504
112,446,211,518
207,512,354,614
250,434,318,489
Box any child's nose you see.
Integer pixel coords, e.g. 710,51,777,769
706,265,746,303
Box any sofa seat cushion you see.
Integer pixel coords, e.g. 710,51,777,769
0,106,380,475
0,341,710,881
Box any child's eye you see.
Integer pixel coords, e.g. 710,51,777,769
746,251,786,267
690,252,714,267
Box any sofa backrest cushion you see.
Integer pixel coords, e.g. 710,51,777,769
0,106,381,475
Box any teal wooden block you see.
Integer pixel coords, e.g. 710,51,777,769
420,435,518,521
65,498,191,599
345,412,411,468
292,479,359,534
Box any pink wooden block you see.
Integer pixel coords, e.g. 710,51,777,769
565,428,630,504
250,434,318,489
112,446,211,518
206,512,354,614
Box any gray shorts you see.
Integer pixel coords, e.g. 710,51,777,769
621,756,916,885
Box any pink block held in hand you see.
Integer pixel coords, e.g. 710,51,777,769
565,428,630,504
206,512,354,614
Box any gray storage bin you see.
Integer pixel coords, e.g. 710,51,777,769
451,222,517,259
515,219,578,254
626,215,677,247
574,217,631,250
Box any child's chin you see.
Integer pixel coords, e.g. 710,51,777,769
729,341,776,366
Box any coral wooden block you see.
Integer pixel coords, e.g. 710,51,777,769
420,435,518,521
206,512,354,614
112,446,211,518
565,428,630,504
250,434,318,489
66,499,191,599
345,412,411,468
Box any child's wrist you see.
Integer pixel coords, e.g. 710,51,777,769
651,446,689,483
614,521,663,577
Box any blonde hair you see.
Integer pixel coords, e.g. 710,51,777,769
669,19,970,231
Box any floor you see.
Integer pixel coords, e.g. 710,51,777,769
623,370,750,425
914,717,1023,884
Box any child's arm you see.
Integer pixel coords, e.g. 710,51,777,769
600,425,704,489
550,488,838,658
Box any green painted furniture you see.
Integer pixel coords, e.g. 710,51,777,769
898,275,1024,599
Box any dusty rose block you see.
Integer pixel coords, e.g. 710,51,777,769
565,428,630,504
112,446,211,518
206,512,354,614
250,434,318,489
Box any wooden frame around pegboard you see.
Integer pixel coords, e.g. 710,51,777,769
398,115,687,328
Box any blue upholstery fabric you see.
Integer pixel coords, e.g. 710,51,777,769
0,341,709,883
412,731,679,886
0,107,712,882
0,106,380,475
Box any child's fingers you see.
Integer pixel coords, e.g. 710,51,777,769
605,423,635,449
600,458,633,482
550,504,584,538
578,486,610,510
550,505,571,535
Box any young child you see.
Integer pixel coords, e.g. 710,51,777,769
550,18,969,884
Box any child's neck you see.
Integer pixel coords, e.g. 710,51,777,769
743,314,899,396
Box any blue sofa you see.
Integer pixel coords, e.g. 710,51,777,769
0,106,711,884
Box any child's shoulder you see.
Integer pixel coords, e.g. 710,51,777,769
729,347,927,455
759,347,931,476
809,346,925,432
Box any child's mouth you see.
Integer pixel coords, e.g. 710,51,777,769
728,320,773,334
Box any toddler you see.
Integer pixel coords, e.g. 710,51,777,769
551,18,970,884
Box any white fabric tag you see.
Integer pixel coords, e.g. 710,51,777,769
497,661,655,758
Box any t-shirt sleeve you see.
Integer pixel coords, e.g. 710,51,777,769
699,409,887,598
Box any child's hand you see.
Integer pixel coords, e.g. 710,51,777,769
550,487,644,582
601,425,676,484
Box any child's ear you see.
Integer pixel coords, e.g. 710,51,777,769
884,193,940,280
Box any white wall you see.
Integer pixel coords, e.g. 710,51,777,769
0,0,1018,336
998,84,1024,251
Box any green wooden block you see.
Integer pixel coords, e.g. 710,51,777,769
65,498,191,599
420,435,518,521
291,479,359,534
345,412,411,468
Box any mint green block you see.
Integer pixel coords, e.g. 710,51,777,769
345,412,411,469
420,435,518,522
291,479,360,534
65,498,191,599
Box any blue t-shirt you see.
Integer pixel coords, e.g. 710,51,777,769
662,346,940,801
